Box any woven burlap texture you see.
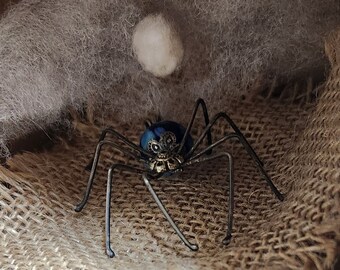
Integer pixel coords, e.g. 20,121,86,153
1,43,340,270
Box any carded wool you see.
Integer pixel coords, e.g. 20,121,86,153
0,0,339,156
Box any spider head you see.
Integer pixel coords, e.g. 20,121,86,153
140,121,193,174
147,131,184,173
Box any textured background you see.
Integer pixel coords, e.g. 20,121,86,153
0,0,339,156
0,1,339,268
1,50,339,268
0,1,340,270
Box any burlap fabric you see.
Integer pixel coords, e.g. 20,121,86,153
1,40,340,270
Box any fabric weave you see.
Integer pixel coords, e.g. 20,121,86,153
1,69,339,268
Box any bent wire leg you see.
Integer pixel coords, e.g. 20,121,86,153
75,140,142,212
106,164,146,258
178,98,212,155
227,133,283,201
186,112,283,201
142,174,199,251
186,112,263,166
188,131,284,201
183,152,234,245
220,113,264,167
85,127,152,170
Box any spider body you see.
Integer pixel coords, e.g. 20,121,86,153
140,121,193,173
75,98,284,258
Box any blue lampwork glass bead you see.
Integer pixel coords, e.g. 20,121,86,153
140,121,193,156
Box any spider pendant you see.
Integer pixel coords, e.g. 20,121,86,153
75,98,284,258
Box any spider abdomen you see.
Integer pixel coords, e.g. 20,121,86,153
140,121,193,155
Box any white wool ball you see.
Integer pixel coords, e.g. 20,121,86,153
132,14,184,78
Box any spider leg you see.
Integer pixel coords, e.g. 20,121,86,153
142,174,199,251
106,164,146,258
183,152,234,245
85,127,153,170
75,140,145,212
186,112,263,166
178,98,212,155
186,114,283,201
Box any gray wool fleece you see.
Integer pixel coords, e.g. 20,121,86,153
0,0,339,156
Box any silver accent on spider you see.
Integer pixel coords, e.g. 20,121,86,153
147,131,183,173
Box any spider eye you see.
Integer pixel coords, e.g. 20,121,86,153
148,140,161,153
160,132,177,148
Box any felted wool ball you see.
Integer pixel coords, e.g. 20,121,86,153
132,14,184,78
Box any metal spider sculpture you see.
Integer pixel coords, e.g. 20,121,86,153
75,98,284,257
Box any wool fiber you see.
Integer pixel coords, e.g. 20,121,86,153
132,13,184,77
0,0,339,156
